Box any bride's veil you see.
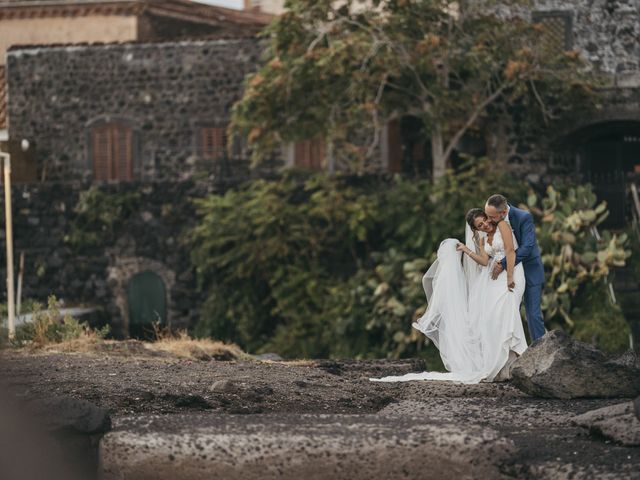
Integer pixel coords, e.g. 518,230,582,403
463,223,483,293
421,224,482,304
412,223,484,373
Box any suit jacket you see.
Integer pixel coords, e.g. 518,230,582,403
500,204,545,286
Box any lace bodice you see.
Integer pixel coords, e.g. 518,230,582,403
484,228,506,261
484,224,518,262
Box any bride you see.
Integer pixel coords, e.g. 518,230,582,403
371,208,528,384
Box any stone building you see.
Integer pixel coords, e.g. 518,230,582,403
380,1,640,221
481,0,640,228
2,37,276,337
6,38,270,182
251,0,640,227
0,0,270,138
0,1,272,337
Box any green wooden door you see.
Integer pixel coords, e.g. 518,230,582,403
126,271,166,338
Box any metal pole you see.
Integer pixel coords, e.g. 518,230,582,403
1,152,15,339
16,251,24,317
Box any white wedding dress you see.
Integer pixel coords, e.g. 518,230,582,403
371,225,528,384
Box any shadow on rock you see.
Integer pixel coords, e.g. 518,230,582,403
573,399,640,446
0,390,111,480
511,330,640,399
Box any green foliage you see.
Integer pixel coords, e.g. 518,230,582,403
570,285,630,354
65,187,141,249
0,298,40,319
232,0,597,170
524,185,630,332
187,172,383,356
2,295,110,348
187,159,529,359
188,164,632,358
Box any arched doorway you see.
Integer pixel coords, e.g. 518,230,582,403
564,121,640,227
126,271,167,339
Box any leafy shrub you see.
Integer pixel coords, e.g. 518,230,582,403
524,185,630,352
187,159,529,359
65,186,140,249
4,295,110,348
570,284,630,354
187,159,630,359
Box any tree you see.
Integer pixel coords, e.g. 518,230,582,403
231,0,596,178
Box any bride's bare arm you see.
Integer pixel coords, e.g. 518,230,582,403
456,237,489,266
498,221,516,291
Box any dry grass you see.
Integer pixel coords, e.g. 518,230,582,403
34,330,247,361
5,312,247,362
259,358,314,366
148,330,246,361
38,331,108,354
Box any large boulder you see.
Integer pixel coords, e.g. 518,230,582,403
27,396,111,476
511,330,640,399
29,396,112,435
0,392,84,480
573,401,640,446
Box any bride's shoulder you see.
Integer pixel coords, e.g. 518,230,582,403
496,219,512,232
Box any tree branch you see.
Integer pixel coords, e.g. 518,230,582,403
442,81,510,161
529,79,557,122
365,73,389,160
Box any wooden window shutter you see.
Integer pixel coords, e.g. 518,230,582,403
294,137,326,170
92,123,133,181
201,127,226,160
93,125,112,181
114,126,133,181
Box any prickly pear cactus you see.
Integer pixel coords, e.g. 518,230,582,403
524,185,629,327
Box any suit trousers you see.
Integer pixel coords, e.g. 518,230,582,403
524,283,545,341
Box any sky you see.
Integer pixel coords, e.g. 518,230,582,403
195,0,244,9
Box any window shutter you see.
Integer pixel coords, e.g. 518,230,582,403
92,122,134,181
294,140,310,168
294,137,325,170
114,126,133,181
201,127,226,159
93,125,112,181
310,137,325,170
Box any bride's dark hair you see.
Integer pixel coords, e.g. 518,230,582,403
466,208,487,231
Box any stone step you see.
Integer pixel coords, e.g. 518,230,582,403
99,414,514,480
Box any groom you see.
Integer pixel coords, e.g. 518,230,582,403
484,194,546,341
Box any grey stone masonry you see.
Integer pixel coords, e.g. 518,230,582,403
463,0,640,185
0,181,214,337
6,38,279,183
479,0,640,85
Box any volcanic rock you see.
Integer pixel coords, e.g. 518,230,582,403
511,330,640,399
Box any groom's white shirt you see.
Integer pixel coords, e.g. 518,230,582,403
503,206,511,225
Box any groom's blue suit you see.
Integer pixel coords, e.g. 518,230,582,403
499,205,546,341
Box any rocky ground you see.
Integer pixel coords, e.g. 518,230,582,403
0,344,638,479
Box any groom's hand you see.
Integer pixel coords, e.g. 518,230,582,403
491,262,503,280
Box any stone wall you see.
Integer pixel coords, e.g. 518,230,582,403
475,0,640,82
0,180,216,337
468,0,640,178
6,38,280,183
